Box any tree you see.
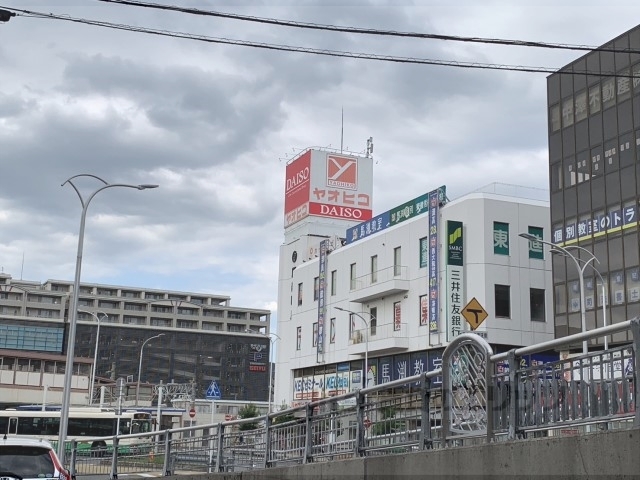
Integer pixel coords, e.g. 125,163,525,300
372,405,405,437
238,403,260,431
272,403,296,425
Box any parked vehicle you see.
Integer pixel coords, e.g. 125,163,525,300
0,435,70,480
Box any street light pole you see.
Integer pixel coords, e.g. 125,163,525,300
136,333,165,406
335,307,372,388
78,309,108,406
58,175,158,461
550,249,609,351
519,233,598,355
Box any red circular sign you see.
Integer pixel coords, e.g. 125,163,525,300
189,407,196,418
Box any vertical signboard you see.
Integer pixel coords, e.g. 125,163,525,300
493,221,510,255
428,189,440,333
447,221,464,340
419,294,429,326
394,301,402,331
284,150,311,227
317,239,329,363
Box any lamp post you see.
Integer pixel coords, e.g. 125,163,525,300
78,309,108,405
519,233,598,355
136,333,165,406
335,307,372,388
550,249,608,351
58,174,158,461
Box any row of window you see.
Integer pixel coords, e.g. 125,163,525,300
294,287,546,350
550,65,640,132
297,248,404,306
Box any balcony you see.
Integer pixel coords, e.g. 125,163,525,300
348,265,410,303
348,322,409,356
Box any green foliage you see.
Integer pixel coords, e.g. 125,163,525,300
238,403,260,431
272,404,296,425
372,405,405,436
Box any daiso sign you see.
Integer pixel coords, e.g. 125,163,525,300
284,149,373,227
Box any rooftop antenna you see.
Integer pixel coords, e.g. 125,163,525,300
366,137,374,158
340,107,344,153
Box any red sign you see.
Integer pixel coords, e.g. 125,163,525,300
309,202,372,221
327,155,357,190
394,302,402,331
249,364,267,372
284,150,312,217
189,407,196,418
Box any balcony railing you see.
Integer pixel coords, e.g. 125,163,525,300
348,265,410,303
348,322,409,355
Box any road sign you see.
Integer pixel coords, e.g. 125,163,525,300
189,407,196,418
206,380,222,400
462,297,488,331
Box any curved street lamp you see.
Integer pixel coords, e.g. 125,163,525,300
78,309,109,406
58,174,158,460
335,307,374,388
136,333,165,406
519,233,598,355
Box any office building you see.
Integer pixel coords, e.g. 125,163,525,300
275,144,553,407
0,274,271,406
547,25,640,344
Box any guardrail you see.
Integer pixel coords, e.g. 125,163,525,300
65,318,640,477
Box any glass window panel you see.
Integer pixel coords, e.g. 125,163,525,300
564,157,576,188
576,150,590,183
589,83,602,114
562,97,574,127
554,284,567,315
550,104,561,132
626,267,640,303
603,78,616,108
591,145,604,178
574,90,588,122
618,69,632,102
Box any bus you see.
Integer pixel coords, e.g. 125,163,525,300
0,407,153,456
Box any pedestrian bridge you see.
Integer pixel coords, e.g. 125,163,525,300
63,319,640,478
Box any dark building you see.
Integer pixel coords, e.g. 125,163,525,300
547,25,640,345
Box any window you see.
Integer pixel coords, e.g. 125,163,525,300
330,318,335,343
493,222,509,255
530,288,545,322
526,226,544,259
296,327,301,350
370,307,377,336
393,247,402,276
312,322,318,346
297,283,303,306
350,263,357,290
495,285,511,318
313,277,319,301
331,270,337,296
371,255,378,283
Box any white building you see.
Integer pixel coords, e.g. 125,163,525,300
275,181,554,408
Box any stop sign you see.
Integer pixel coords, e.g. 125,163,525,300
189,407,196,418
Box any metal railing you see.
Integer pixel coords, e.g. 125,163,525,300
64,318,640,477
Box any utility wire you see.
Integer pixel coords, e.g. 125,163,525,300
96,0,638,56
0,6,630,78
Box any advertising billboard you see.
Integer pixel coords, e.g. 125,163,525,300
284,149,374,228
284,150,312,227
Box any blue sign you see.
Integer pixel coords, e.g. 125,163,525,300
206,380,222,400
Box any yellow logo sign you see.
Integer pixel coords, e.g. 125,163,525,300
462,297,488,331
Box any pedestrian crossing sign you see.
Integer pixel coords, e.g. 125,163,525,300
206,380,222,400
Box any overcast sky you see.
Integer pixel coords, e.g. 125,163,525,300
1,1,640,322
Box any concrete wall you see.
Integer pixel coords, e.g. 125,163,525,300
170,428,640,479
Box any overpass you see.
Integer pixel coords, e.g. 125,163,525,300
60,318,640,478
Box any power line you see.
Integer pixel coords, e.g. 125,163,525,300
0,6,631,78
0,6,562,74
96,0,636,56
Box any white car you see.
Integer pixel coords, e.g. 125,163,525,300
0,436,70,480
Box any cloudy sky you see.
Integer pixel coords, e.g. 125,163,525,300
1,0,639,321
